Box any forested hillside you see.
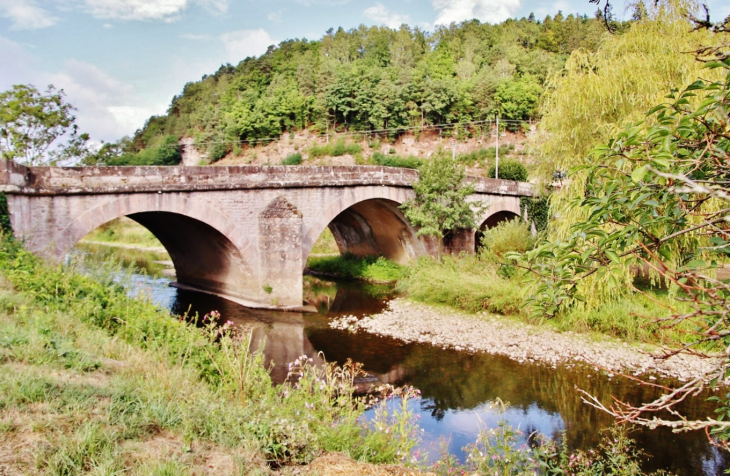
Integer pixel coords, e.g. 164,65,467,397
99,13,613,165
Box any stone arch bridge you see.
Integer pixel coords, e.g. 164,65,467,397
0,161,533,310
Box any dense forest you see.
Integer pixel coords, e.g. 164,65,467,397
97,11,618,165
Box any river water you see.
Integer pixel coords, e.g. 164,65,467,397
76,243,729,475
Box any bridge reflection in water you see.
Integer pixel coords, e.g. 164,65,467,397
164,277,726,475
170,277,403,384
75,242,727,476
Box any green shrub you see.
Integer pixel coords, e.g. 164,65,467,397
208,142,229,162
488,159,527,182
282,152,303,165
332,139,347,156
308,143,331,158
371,152,421,169
479,218,535,260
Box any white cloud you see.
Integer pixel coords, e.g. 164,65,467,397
220,29,276,63
45,60,161,141
81,0,227,22
267,10,282,22
0,36,40,89
0,0,58,30
433,0,521,25
362,3,410,28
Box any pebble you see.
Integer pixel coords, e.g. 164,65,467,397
329,299,725,383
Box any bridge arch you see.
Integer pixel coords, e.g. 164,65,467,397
302,186,427,265
474,198,523,251
56,193,257,302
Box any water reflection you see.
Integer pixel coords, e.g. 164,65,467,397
71,244,729,475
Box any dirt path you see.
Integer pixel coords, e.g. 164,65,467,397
331,299,722,383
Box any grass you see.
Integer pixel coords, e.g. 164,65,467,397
310,228,340,255
83,217,162,248
399,255,526,316
0,236,423,474
281,152,303,165
307,254,406,283
399,253,696,346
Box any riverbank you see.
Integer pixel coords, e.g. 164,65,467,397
0,238,429,475
79,239,167,253
331,299,722,383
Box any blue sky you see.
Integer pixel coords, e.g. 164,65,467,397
1,0,728,144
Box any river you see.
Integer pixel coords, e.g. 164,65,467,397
74,242,729,475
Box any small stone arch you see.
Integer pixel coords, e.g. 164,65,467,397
301,186,427,265
475,200,523,252
55,193,258,303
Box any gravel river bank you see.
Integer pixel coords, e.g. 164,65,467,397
330,299,722,383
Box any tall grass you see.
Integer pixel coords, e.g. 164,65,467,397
0,236,421,473
399,256,526,316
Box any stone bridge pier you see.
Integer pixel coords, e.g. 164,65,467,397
0,161,533,310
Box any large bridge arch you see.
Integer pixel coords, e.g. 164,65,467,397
54,193,258,304
301,186,427,265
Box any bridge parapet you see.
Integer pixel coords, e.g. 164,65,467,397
0,163,533,197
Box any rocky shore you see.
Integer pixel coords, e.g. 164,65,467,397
330,299,722,383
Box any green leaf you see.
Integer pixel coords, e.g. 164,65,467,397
631,165,648,183
605,249,620,264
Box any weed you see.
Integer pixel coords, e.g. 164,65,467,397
281,152,302,165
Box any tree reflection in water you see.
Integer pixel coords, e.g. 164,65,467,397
72,243,729,476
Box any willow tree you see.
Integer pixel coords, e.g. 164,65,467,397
530,1,723,307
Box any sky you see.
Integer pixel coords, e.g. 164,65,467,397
1,0,728,145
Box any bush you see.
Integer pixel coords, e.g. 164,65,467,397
207,142,229,162
479,218,535,260
456,145,514,166
308,143,330,158
488,160,527,182
371,152,421,169
282,152,303,165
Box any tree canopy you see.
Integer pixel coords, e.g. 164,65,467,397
0,85,91,166
400,152,481,257
121,15,608,161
